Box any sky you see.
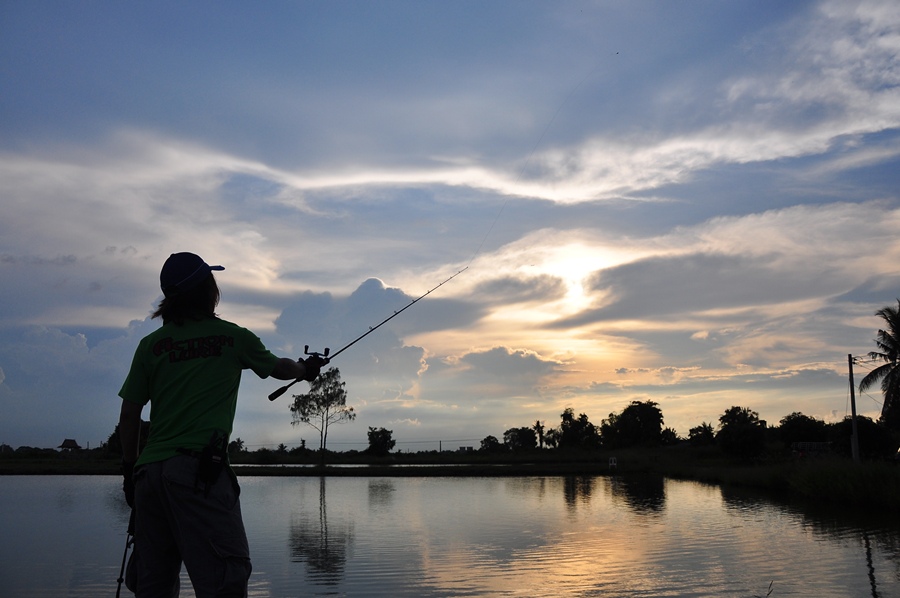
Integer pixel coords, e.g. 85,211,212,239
1,0,899,452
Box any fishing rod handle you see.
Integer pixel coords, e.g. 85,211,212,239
268,379,296,401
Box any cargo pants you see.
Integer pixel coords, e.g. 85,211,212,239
131,455,252,598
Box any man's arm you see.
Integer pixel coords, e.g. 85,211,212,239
270,355,327,381
118,399,143,463
270,357,310,381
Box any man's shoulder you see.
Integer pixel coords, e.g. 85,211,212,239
201,318,266,345
207,317,253,334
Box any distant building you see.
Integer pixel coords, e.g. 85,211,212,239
58,439,82,451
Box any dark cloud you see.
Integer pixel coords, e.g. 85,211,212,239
0,320,155,448
275,278,485,347
832,275,900,306
473,274,566,305
0,253,77,266
460,346,560,381
554,252,838,327
273,289,338,343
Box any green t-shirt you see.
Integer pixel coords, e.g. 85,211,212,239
118,316,279,466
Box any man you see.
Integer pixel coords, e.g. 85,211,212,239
119,252,326,597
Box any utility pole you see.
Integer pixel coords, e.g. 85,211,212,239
848,354,860,464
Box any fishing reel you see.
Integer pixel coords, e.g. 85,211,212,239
301,345,331,379
303,345,330,361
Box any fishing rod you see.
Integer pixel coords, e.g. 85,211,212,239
268,266,468,401
115,511,135,598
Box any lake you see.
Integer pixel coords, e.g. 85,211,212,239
0,474,898,597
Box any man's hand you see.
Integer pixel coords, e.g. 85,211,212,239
302,355,329,381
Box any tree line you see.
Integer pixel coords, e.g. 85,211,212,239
479,401,897,461
96,392,895,464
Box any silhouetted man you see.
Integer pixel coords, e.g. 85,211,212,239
119,252,326,597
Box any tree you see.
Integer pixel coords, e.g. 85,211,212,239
557,408,601,450
289,367,356,463
716,406,766,460
600,401,664,449
688,422,715,446
480,435,502,452
366,427,396,456
859,299,900,431
777,412,827,449
827,416,895,460
503,427,537,451
660,427,680,446
228,437,246,457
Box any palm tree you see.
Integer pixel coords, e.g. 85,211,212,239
859,299,900,430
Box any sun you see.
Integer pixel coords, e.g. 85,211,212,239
530,241,626,315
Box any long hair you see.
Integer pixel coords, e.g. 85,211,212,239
151,273,220,325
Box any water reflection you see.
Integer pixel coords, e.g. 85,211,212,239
288,477,354,587
608,474,667,515
719,484,900,598
564,474,669,516
863,531,878,598
2,475,900,597
562,475,594,510
367,478,395,510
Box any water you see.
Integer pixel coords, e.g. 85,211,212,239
1,474,898,597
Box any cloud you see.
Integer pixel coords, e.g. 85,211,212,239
0,254,77,266
274,277,484,355
497,0,900,203
551,202,900,328
834,275,900,305
582,252,830,320
0,320,154,448
389,418,421,428
473,274,567,305
460,347,559,381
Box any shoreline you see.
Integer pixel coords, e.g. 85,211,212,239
3,452,899,510
0,459,622,477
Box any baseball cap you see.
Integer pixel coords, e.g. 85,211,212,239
160,252,224,297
